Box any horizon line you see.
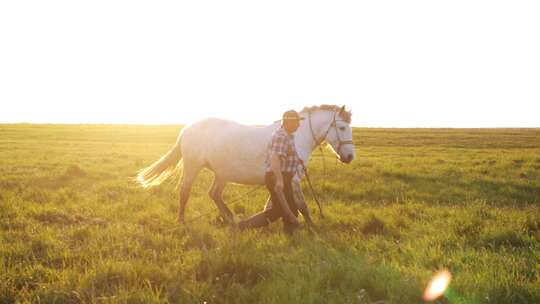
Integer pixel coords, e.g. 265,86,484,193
1,122,538,129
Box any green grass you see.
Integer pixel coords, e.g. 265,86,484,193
1,124,539,303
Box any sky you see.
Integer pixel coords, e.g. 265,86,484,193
0,1,539,127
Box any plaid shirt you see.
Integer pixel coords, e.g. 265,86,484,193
265,127,301,173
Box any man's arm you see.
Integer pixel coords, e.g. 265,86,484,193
270,153,284,191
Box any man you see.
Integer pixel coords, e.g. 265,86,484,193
239,110,304,233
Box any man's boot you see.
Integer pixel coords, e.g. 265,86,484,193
238,212,270,230
283,217,301,235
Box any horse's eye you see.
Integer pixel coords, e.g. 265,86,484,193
339,127,345,131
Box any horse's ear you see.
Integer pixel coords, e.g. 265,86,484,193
339,105,346,115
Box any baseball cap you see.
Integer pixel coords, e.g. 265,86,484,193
282,110,305,121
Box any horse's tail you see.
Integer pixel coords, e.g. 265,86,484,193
136,134,183,188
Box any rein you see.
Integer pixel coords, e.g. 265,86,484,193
300,161,325,219
302,110,355,219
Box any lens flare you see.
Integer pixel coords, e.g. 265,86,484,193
423,269,452,301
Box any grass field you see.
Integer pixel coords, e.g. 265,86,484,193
1,124,539,303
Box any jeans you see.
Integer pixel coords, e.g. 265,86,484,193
262,171,299,230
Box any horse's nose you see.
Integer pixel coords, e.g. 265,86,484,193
343,154,353,164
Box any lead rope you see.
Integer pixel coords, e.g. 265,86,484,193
305,110,334,219
304,110,352,220
319,143,327,207
300,162,325,219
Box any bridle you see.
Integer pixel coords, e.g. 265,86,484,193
301,110,354,219
307,110,354,155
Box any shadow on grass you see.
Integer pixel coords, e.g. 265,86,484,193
325,171,540,206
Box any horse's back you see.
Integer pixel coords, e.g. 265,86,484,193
181,118,277,184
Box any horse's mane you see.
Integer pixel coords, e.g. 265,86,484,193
300,104,352,124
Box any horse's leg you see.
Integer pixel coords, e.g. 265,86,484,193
208,177,234,224
177,164,201,224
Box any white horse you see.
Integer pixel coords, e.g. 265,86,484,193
137,104,355,224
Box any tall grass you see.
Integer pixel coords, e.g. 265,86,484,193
1,124,539,303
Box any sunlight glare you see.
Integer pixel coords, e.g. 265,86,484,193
423,269,452,302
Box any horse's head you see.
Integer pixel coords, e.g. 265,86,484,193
303,105,356,164
325,105,355,164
